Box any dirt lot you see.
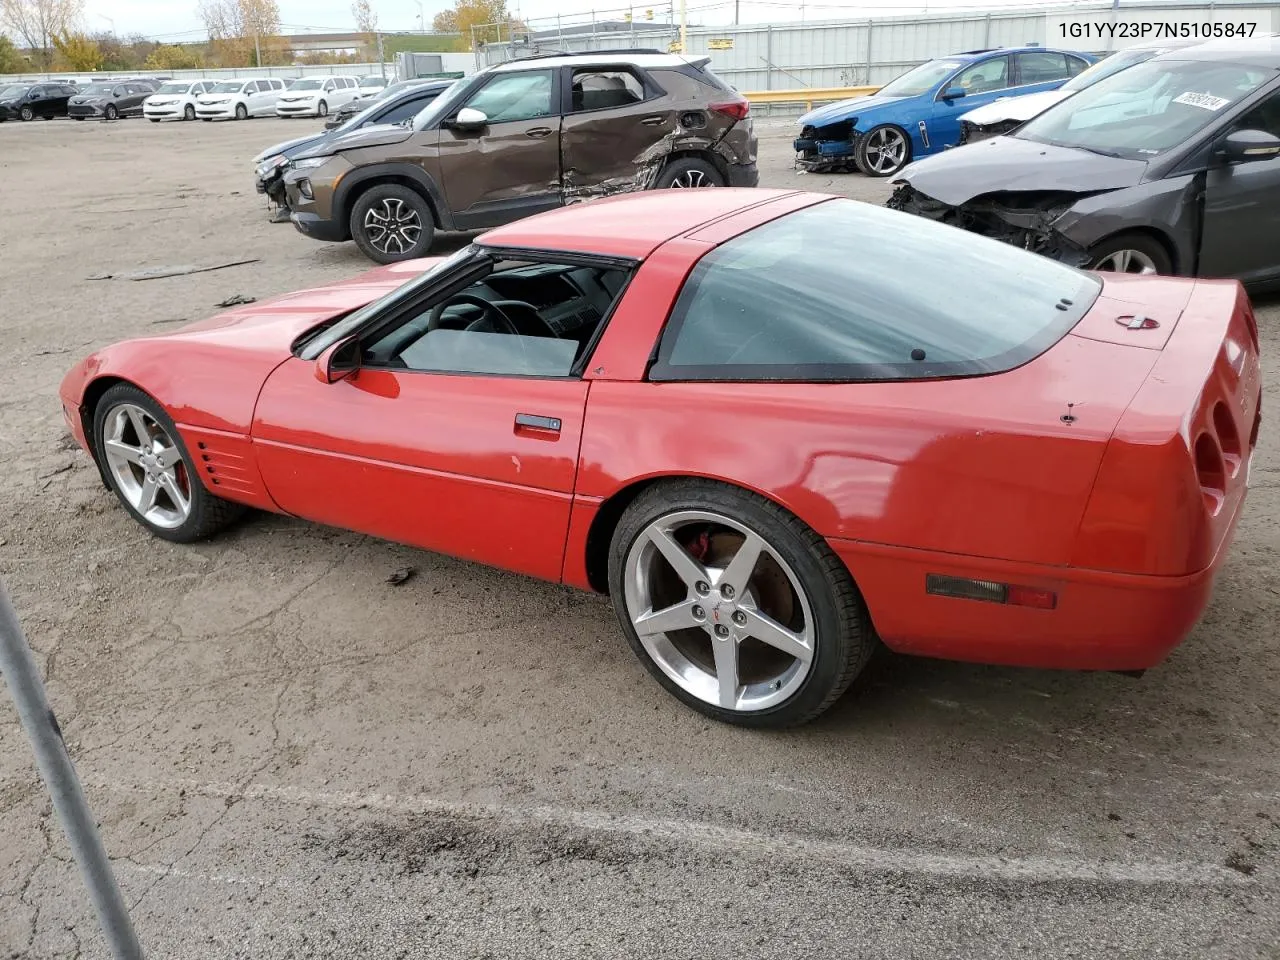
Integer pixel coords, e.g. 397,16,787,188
1,115,1278,960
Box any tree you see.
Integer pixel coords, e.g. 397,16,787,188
0,32,26,72
431,0,522,48
50,29,99,71
0,0,83,68
145,43,205,70
352,0,376,35
198,0,282,67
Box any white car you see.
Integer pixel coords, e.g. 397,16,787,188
195,78,287,121
355,75,389,99
275,75,361,118
956,39,1202,144
143,79,220,122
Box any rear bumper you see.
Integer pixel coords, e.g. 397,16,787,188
830,520,1243,672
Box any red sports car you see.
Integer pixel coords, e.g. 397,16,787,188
60,189,1262,727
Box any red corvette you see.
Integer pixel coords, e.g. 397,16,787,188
60,189,1261,726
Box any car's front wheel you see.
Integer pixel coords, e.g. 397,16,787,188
317,100,328,117
93,385,245,543
654,157,724,189
235,103,248,120
608,480,875,727
103,104,118,121
184,104,195,121
1087,232,1173,276
349,184,435,264
855,124,912,177
19,105,33,121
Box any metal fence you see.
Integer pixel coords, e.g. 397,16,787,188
6,53,477,85
478,0,1278,90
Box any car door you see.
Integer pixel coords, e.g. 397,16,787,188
247,80,267,115
560,66,670,197
436,69,563,229
249,253,628,581
926,56,1012,150
1199,90,1280,286
123,84,144,115
46,85,71,117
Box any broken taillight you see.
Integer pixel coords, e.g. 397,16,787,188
709,99,750,121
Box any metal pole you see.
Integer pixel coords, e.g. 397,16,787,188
254,29,262,68
0,583,144,960
679,0,687,53
376,32,385,78
766,25,773,89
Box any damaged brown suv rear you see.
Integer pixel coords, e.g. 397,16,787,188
282,50,758,263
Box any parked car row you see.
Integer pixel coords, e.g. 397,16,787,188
0,75,392,123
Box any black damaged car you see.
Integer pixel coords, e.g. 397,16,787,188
888,38,1280,290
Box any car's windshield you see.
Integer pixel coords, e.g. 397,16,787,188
155,81,191,94
412,79,465,130
210,81,246,93
1015,58,1275,159
80,83,115,96
290,78,326,91
360,77,386,88
1060,48,1157,93
0,85,29,98
650,199,1100,382
877,59,965,98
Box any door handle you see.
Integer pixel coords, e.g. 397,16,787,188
525,127,553,139
515,413,562,435
640,115,665,126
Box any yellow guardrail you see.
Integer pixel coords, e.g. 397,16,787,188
743,86,879,111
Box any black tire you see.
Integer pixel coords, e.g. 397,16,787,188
607,480,875,728
19,105,33,121
201,117,212,122
149,117,161,123
1086,231,1174,276
103,104,118,121
652,156,725,189
317,99,328,117
349,183,435,264
183,104,195,121
41,115,53,120
235,102,248,120
73,116,84,121
92,384,246,543
854,123,912,177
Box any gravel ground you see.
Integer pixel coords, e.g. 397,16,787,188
1,115,1278,960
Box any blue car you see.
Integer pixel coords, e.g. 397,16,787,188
794,46,1096,177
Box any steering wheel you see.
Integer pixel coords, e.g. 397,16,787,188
428,293,521,336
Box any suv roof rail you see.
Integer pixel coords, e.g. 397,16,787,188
507,47,667,62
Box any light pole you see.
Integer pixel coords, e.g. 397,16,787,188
98,14,116,37
416,0,425,33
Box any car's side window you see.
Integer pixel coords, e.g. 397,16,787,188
569,68,646,112
381,95,435,125
1016,52,1073,85
1234,91,1280,138
953,57,1010,95
1066,55,1090,76
463,70,555,124
361,259,630,378
112,86,126,97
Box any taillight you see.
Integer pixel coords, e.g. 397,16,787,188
709,99,750,121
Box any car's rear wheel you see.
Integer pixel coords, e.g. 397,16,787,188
103,104,118,121
317,100,328,117
350,184,435,264
855,124,911,177
608,480,875,727
1087,232,1172,276
19,105,33,121
93,384,245,543
654,157,724,189
183,104,195,121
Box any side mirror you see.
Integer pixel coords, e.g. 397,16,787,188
941,86,967,101
1219,128,1280,164
452,107,488,130
314,336,360,384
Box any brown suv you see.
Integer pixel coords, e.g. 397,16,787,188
282,50,759,263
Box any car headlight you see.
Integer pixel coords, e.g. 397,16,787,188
291,156,329,170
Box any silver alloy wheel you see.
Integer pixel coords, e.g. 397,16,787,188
100,403,192,530
1091,249,1159,275
623,509,816,712
20,106,33,121
862,127,908,175
670,169,714,188
363,198,422,255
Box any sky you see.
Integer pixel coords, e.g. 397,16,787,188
80,0,1092,43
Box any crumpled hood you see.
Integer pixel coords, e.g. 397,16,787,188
254,132,330,163
959,89,1072,127
294,122,412,159
896,135,1148,205
799,94,906,128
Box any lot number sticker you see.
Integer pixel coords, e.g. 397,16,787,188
1173,91,1232,111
